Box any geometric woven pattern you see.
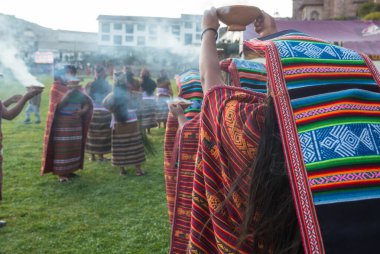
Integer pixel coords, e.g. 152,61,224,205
299,123,380,164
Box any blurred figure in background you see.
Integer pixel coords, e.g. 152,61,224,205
41,65,93,182
85,66,112,162
103,70,146,176
139,68,157,134
156,70,172,128
124,66,140,92
23,88,42,124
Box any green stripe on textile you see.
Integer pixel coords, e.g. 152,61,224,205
297,117,380,133
292,93,380,109
281,58,365,66
236,67,267,75
313,186,380,195
285,78,374,87
305,155,380,171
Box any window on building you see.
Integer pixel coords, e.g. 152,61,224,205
114,35,122,45
125,35,134,42
185,33,193,45
149,36,157,43
149,25,157,35
137,24,145,31
125,24,134,34
196,23,202,32
310,11,320,20
184,22,192,29
114,23,122,30
137,36,145,45
172,25,180,36
101,34,110,41
195,34,201,41
102,23,110,33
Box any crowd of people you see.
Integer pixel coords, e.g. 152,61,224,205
40,64,174,182
1,5,380,253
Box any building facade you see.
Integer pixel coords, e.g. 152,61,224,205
293,0,368,20
97,14,202,48
0,13,97,64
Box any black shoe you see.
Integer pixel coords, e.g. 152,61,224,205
35,120,41,124
0,220,6,228
24,119,31,124
68,173,80,178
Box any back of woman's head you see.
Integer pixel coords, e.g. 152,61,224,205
95,66,106,79
66,65,77,76
140,68,150,79
240,96,302,254
111,72,129,122
54,64,77,84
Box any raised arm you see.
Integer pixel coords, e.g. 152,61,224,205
199,7,224,92
2,95,23,107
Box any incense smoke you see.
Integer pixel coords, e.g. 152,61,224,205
0,41,43,87
0,15,43,87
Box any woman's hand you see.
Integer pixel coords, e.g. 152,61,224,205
202,7,220,31
74,103,90,117
168,103,188,128
253,11,277,37
24,87,43,100
168,103,184,118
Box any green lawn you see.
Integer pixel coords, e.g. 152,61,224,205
0,76,171,253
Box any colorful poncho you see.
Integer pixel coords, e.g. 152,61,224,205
164,69,203,253
41,81,93,175
220,58,267,93
243,32,380,253
188,31,380,254
188,86,266,253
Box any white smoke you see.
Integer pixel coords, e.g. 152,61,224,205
0,15,44,87
0,40,43,87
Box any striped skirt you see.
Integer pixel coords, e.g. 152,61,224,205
52,114,83,176
86,110,112,154
156,96,170,122
140,98,157,129
111,121,145,167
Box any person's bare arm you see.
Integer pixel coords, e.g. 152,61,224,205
102,93,114,112
168,103,188,129
2,95,23,107
200,7,224,92
2,89,42,120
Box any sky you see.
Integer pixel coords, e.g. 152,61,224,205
0,0,292,32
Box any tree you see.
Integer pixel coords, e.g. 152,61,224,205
363,11,380,20
358,1,380,18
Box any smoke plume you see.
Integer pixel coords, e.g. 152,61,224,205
0,14,43,87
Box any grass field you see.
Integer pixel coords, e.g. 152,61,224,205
0,76,171,253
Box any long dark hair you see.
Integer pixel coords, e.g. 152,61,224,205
112,73,129,122
239,96,302,254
